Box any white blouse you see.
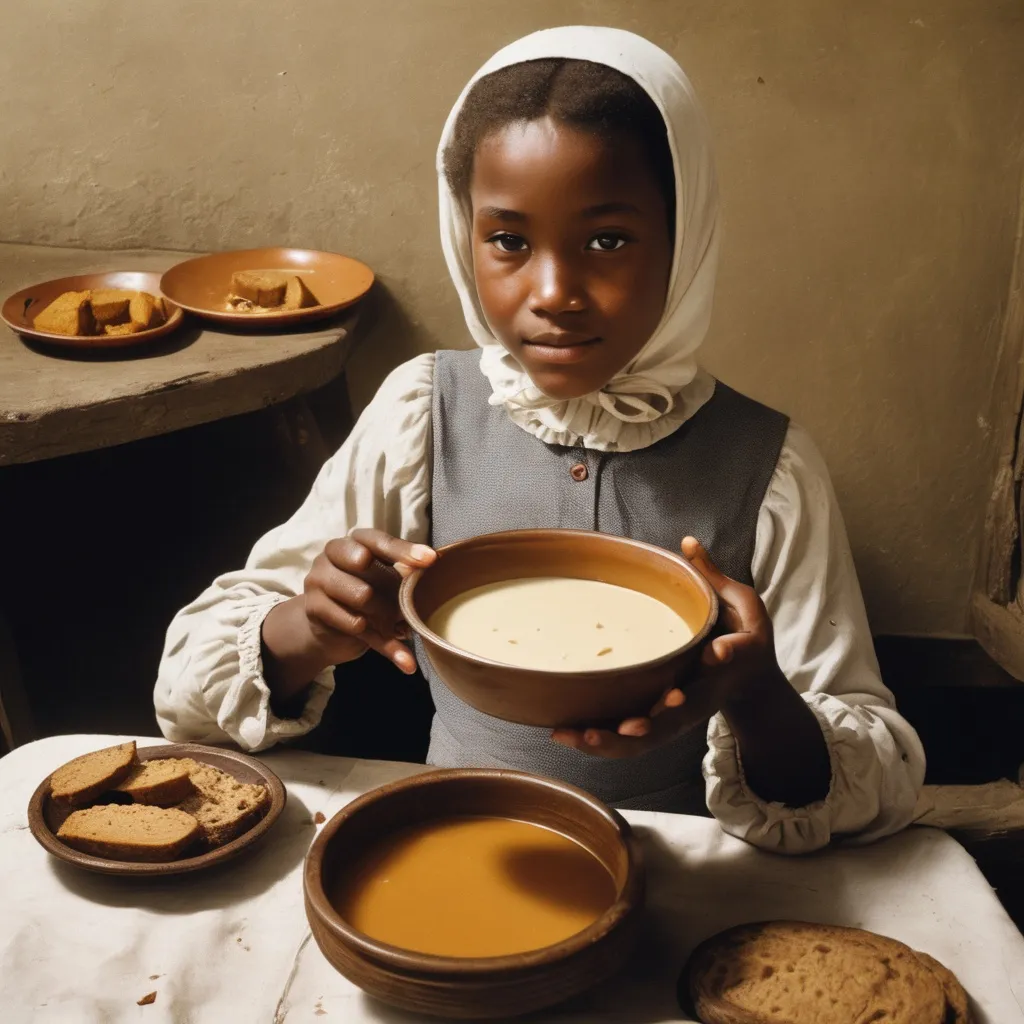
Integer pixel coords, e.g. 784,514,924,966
154,353,926,854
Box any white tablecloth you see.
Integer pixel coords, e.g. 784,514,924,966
2,735,1022,1023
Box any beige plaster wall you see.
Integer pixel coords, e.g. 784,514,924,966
4,1,1023,635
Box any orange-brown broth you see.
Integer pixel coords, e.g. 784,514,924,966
329,816,617,957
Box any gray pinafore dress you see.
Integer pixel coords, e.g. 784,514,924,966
415,349,789,812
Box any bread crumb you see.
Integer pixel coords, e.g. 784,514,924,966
137,992,157,1006
314,811,326,824
596,623,604,629
148,975,161,981
597,647,613,656
508,639,518,645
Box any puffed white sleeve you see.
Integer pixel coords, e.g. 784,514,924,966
153,353,435,752
703,422,926,853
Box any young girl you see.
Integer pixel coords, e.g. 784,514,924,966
155,26,925,853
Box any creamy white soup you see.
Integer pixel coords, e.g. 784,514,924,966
427,577,693,671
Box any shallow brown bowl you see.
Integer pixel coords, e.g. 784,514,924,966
399,528,718,728
159,247,374,327
304,768,644,1019
2,271,185,349
27,742,286,876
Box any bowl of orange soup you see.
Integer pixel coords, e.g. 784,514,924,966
304,768,644,1019
399,528,718,728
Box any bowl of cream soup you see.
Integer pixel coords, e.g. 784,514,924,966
399,528,718,728
303,768,644,1018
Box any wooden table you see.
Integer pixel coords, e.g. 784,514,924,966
0,244,360,751
2,735,1023,1023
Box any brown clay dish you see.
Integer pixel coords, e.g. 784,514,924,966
2,271,185,349
159,247,374,327
304,768,645,1019
399,528,718,729
27,742,286,876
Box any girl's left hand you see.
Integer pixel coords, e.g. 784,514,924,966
550,536,783,759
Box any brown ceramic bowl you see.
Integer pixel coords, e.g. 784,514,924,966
159,247,374,327
2,271,185,349
304,768,644,1019
27,742,286,876
399,529,718,728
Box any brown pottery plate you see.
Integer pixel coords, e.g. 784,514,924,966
159,247,374,327
2,271,185,349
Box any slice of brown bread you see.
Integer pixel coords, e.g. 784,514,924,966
34,290,95,336
49,741,138,808
104,322,143,336
174,759,270,847
282,275,318,310
913,951,973,1024
129,291,159,329
57,804,200,862
89,288,132,326
685,921,948,1024
115,759,195,806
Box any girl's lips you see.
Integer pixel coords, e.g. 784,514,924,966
521,337,601,364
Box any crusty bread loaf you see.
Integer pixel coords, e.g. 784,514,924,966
57,804,200,861
685,921,948,1024
115,759,195,806
33,290,95,336
230,270,289,307
282,275,318,310
914,951,972,1024
89,288,133,327
175,759,270,847
49,741,138,808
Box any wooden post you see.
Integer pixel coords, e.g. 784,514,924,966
970,174,1024,680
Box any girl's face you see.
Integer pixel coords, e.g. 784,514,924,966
469,115,673,401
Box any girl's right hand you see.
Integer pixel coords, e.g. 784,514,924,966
261,530,436,701
302,529,436,672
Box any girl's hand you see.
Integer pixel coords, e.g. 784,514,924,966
261,530,436,701
301,528,436,672
551,536,784,758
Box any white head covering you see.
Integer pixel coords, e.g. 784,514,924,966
437,25,720,453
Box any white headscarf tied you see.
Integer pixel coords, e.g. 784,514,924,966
437,25,720,453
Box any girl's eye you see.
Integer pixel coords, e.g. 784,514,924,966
587,234,627,252
488,233,529,254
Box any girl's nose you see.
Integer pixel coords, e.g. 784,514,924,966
528,255,587,316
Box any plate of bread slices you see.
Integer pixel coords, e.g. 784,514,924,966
159,247,374,327
2,271,185,349
27,741,286,875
